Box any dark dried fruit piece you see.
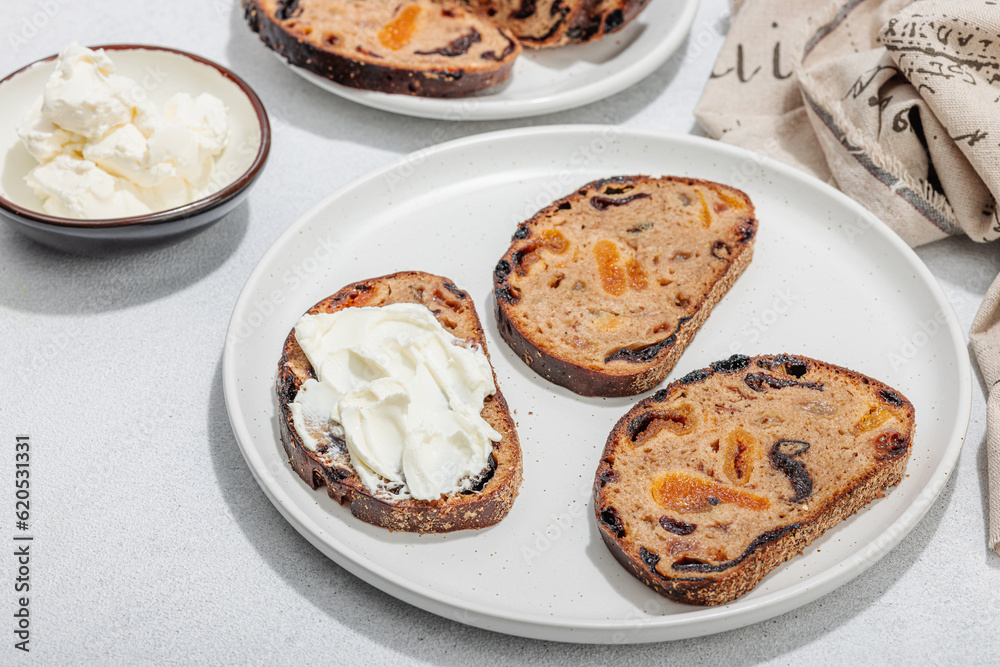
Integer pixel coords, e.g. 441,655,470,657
744,373,824,393
600,506,625,538
494,259,512,283
678,369,712,385
744,373,797,392
711,240,731,260
873,431,908,460
626,406,694,443
711,354,750,374
660,516,697,535
769,439,813,503
275,0,301,20
639,546,660,570
604,9,624,31
670,524,800,573
512,0,537,20
479,29,518,61
784,360,809,378
494,284,520,305
878,389,905,407
605,336,675,364
755,354,810,377
463,453,497,493
736,220,756,243
605,316,691,364
590,193,652,211
415,28,482,56
442,280,467,300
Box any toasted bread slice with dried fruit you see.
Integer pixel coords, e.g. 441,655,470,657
493,175,757,397
244,0,521,97
594,353,914,605
276,271,522,533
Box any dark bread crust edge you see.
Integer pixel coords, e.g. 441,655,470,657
275,271,523,533
565,0,651,45
517,0,650,48
493,175,757,397
512,1,586,49
592,353,916,605
243,0,520,98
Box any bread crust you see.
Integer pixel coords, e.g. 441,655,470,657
275,271,523,533
493,175,757,397
464,0,650,48
566,0,651,44
593,354,915,605
244,0,521,97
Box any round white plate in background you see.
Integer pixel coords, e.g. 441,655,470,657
223,127,970,643
280,0,699,120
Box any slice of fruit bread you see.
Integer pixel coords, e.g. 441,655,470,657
594,353,914,605
494,175,757,397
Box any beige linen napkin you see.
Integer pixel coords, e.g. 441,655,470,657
695,0,1000,552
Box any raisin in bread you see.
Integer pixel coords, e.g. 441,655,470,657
244,0,521,97
493,175,756,397
462,0,649,48
594,353,915,605
275,271,523,532
567,0,652,44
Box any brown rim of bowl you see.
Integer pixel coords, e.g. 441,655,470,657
0,44,271,229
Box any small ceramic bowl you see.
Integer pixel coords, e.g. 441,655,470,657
0,44,270,253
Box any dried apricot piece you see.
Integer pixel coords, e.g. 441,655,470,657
855,404,892,434
515,229,569,273
378,5,421,50
651,470,770,513
594,240,626,296
696,190,712,227
626,259,647,291
539,229,568,253
709,184,746,211
720,427,757,486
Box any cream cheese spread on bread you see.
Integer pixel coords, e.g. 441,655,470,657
17,43,229,218
290,303,501,501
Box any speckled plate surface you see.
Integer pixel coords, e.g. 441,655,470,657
276,0,699,120
223,126,970,643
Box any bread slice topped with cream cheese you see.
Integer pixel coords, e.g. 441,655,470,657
593,353,915,605
276,271,522,533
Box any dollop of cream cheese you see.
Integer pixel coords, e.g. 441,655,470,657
289,303,502,501
17,43,229,219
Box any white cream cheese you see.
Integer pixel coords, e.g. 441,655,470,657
290,303,501,501
17,43,229,219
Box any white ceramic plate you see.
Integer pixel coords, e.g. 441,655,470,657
280,0,699,120
223,127,970,643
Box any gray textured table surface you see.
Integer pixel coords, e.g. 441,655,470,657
1,0,997,663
